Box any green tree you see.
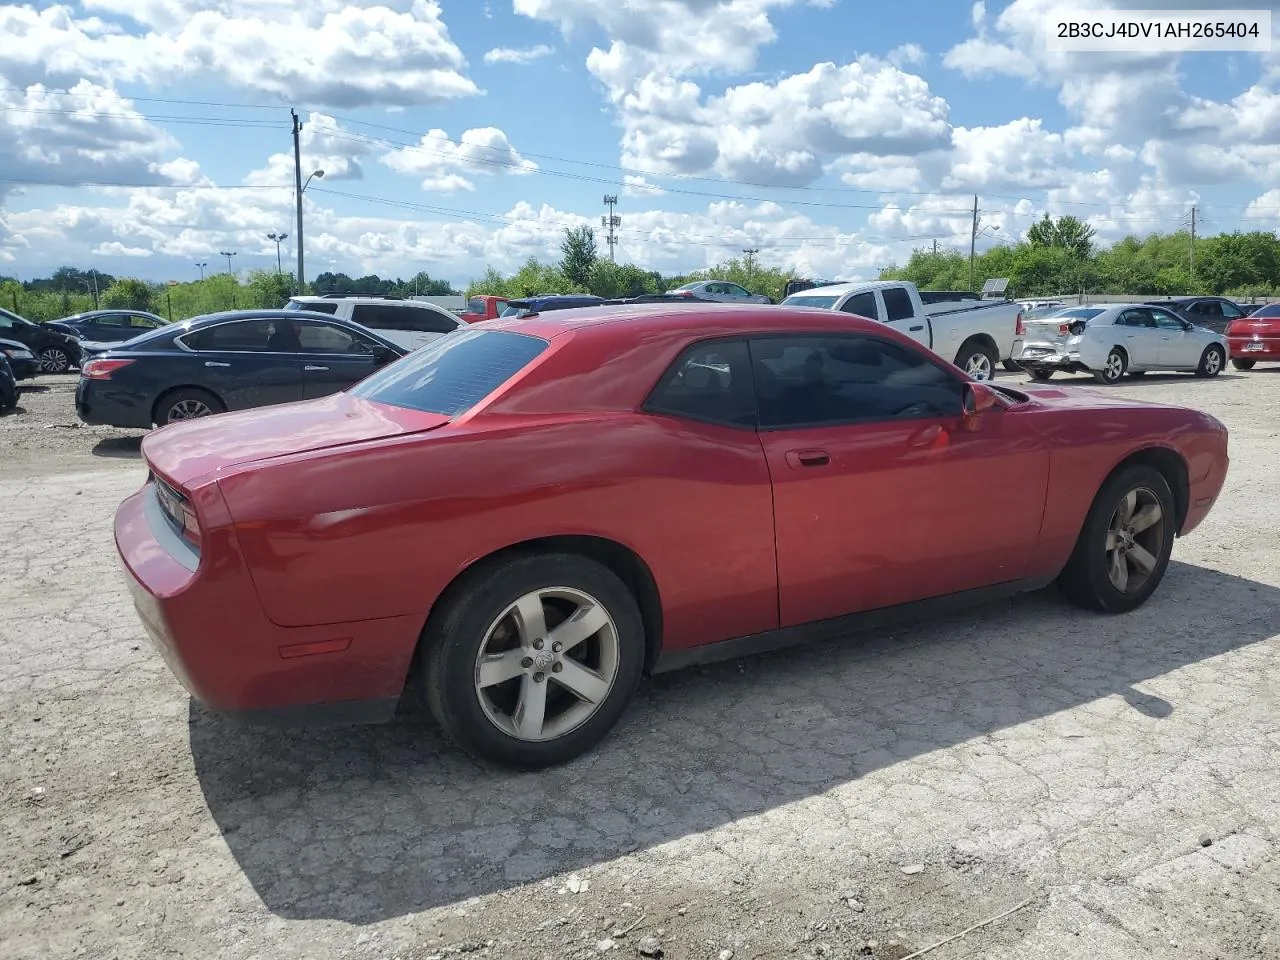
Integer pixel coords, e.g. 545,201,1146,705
559,227,598,288
1027,214,1096,258
246,269,294,308
101,278,154,311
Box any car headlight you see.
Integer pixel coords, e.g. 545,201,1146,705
2,347,34,360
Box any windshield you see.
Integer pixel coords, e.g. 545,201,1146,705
349,328,548,415
781,295,839,310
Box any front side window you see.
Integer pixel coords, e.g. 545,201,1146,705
1118,309,1155,328
92,314,127,327
130,315,162,328
349,329,547,416
295,321,379,354
1151,309,1187,330
839,291,879,319
644,340,754,428
725,283,751,298
750,335,964,429
881,287,915,322
182,319,296,352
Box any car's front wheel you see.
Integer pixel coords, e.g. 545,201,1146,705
38,346,71,373
1195,345,1225,377
1092,348,1127,384
422,552,646,769
1058,464,1175,614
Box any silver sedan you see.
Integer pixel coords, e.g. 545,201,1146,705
669,280,773,304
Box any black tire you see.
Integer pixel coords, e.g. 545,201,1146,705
154,387,225,426
1232,359,1256,371
38,346,71,374
422,552,646,769
0,384,16,414
955,341,998,381
1195,345,1226,377
1028,368,1054,381
1092,348,1127,384
1002,360,1023,372
1127,371,1147,378
1058,464,1176,614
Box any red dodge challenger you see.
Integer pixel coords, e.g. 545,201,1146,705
115,303,1229,768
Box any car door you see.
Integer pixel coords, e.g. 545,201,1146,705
750,333,1049,626
177,318,304,410
837,290,880,322
879,285,931,348
1114,308,1160,367
1149,307,1201,367
294,319,384,398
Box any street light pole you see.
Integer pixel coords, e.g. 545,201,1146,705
267,232,289,274
219,251,237,277
195,261,207,281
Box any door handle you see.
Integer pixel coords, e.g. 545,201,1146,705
908,423,947,448
203,361,230,367
785,449,830,468
909,325,924,332
304,365,329,371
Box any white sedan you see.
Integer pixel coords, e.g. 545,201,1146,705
1015,303,1230,383
669,280,773,303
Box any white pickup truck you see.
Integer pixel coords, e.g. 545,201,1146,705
779,280,1024,381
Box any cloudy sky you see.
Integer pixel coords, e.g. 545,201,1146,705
2,0,1279,287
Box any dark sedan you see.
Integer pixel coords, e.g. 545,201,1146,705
76,310,407,428
0,338,41,380
0,354,16,413
1144,296,1254,334
54,309,169,344
0,308,83,372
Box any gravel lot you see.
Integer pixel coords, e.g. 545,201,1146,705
2,370,1279,960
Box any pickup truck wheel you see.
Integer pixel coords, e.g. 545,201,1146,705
1092,349,1126,384
1058,464,1175,614
956,342,998,381
422,552,646,770
1232,359,1256,370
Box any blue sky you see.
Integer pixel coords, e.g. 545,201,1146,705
1,0,1278,287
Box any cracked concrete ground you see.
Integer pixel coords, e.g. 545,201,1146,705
2,371,1278,960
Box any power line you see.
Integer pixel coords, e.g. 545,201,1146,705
0,178,287,189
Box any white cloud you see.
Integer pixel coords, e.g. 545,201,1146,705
243,114,371,187
0,2,479,108
0,80,198,201
380,127,538,192
886,43,926,69
943,118,1075,191
484,44,554,65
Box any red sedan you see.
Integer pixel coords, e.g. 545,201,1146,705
1227,302,1280,369
115,304,1229,768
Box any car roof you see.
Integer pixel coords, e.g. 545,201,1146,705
484,302,880,342
782,280,894,297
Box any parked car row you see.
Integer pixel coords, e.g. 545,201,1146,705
0,307,84,372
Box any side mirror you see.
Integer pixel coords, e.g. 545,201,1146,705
962,382,999,424
371,345,397,366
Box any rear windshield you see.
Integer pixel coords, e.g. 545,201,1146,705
1050,307,1104,320
349,328,548,416
782,295,839,310
1251,303,1280,318
465,298,486,314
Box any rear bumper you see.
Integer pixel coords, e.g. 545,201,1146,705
114,483,419,723
76,379,154,429
1228,337,1279,360
1014,344,1091,373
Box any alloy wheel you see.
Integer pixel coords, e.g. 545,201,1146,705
1103,352,1124,381
39,348,69,373
1105,487,1165,594
964,352,994,380
473,587,619,742
167,399,213,421
1203,349,1222,376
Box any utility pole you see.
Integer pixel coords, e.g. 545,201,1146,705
1189,205,1197,283
90,269,99,309
968,195,979,292
195,261,207,281
743,248,759,290
601,194,621,262
293,109,306,294
932,239,938,255
267,232,289,274
219,250,236,277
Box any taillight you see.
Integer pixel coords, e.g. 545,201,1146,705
1015,311,1025,336
1059,323,1071,335
154,477,201,547
81,358,135,379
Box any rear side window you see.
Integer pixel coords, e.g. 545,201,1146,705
349,329,547,415
881,287,915,322
644,340,755,428
352,304,458,334
182,319,295,352
285,300,338,315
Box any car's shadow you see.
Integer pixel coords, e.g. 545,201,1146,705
1016,372,1245,386
189,561,1280,925
91,436,143,459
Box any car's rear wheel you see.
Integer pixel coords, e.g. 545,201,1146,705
38,346,71,373
1028,368,1054,381
1092,348,1126,384
1058,464,1175,614
1196,345,1225,377
422,552,645,769
1232,359,1256,370
956,341,998,381
155,388,225,426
